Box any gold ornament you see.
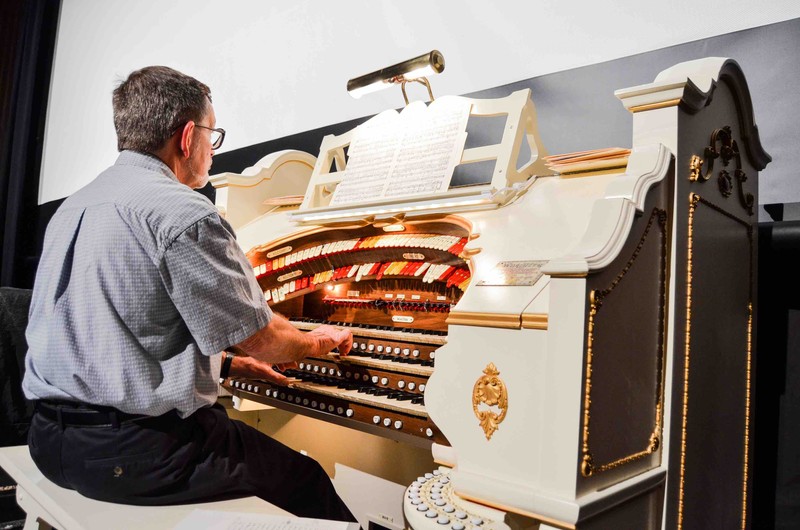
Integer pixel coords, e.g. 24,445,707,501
472,363,508,440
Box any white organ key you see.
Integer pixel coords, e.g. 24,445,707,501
291,380,428,418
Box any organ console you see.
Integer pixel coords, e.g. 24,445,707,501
212,57,769,529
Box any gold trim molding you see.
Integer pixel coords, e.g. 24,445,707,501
580,207,668,477
472,363,508,440
521,313,548,330
447,311,521,329
676,193,754,530
629,98,682,113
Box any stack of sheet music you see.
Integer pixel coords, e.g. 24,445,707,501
543,147,631,177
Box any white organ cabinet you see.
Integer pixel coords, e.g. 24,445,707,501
211,58,769,530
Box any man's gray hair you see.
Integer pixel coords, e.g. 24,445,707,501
112,66,211,153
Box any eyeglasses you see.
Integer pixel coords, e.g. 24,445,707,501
194,124,226,150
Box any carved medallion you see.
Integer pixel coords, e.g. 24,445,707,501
690,125,754,215
472,363,508,440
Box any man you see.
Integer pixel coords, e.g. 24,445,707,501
22,66,356,522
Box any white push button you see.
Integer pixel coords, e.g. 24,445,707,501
373,415,381,424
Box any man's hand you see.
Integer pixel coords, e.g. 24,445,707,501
228,356,299,386
234,314,353,364
307,325,353,357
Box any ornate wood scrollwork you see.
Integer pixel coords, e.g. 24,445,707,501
689,126,754,215
472,363,508,440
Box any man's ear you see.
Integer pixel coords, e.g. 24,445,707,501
179,121,194,158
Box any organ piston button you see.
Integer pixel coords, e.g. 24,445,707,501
451,523,465,530
373,415,381,424
368,344,375,351
372,376,379,384
419,384,426,391
394,347,401,354
470,518,484,526
436,516,450,525
346,409,354,417
299,362,305,369
381,377,389,385
412,350,420,357
377,346,384,353
360,343,367,350
408,382,416,390
313,365,320,372
383,418,392,427
321,367,328,374
398,381,406,389
425,512,437,519
394,420,403,429
430,351,435,359
426,428,434,437
402,348,410,355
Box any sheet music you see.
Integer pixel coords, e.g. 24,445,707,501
328,112,400,206
385,99,468,198
173,510,357,530
329,98,470,206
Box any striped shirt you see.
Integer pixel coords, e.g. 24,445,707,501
23,150,272,417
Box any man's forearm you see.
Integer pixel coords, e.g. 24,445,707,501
233,314,316,364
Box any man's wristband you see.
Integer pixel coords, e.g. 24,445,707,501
220,351,234,379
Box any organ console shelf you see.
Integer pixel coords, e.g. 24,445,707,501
212,57,769,529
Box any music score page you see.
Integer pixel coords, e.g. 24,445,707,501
329,98,470,206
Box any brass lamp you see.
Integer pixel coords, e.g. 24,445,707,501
347,50,445,105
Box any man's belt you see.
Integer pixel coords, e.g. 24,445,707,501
35,400,151,427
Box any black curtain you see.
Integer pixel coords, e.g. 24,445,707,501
0,0,61,289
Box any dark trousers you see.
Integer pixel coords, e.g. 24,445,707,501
28,402,356,522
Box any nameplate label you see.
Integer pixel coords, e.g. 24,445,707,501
477,260,547,286
267,246,292,259
277,270,303,283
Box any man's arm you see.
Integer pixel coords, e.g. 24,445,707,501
226,355,299,386
231,313,353,365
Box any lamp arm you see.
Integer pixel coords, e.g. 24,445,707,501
400,77,435,105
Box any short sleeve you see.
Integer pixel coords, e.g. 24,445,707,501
158,213,272,356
